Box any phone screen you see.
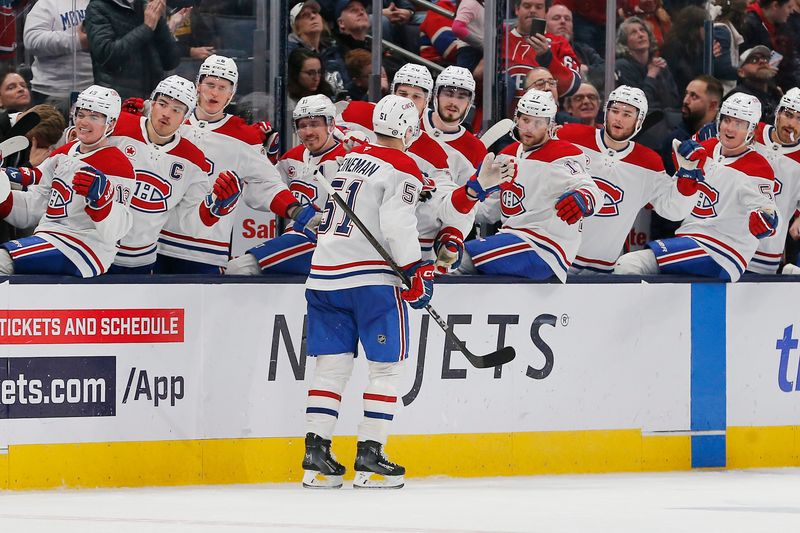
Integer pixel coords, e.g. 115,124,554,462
531,18,547,36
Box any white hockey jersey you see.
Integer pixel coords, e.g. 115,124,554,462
675,138,777,281
557,124,697,273
156,113,299,266
750,123,800,274
483,139,603,283
109,112,215,268
306,143,423,291
421,109,487,186
338,100,477,257
0,142,135,277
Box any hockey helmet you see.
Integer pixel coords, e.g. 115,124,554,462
197,54,239,95
293,94,336,129
777,87,800,118
151,75,197,116
433,66,476,119
512,89,557,142
74,85,121,126
717,92,761,143
605,85,648,141
373,94,420,150
391,63,434,106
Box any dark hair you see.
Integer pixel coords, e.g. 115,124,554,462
663,6,707,59
758,0,792,7
692,75,724,104
287,48,334,100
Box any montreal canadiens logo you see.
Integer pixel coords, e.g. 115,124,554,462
290,182,318,204
131,170,172,213
46,178,73,219
124,145,137,157
593,177,624,217
500,181,526,217
692,182,720,218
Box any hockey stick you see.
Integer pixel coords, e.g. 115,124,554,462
479,119,514,149
313,168,516,369
6,111,41,140
0,136,30,159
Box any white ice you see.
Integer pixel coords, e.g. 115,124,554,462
2,468,800,532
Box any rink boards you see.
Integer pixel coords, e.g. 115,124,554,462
0,278,798,489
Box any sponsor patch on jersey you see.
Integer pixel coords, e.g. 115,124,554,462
131,171,172,213
124,145,137,157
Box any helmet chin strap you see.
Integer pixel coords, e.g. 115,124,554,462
77,121,115,151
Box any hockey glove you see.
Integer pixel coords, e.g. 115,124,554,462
749,209,779,239
694,121,718,142
341,130,369,153
121,97,145,116
291,203,323,243
555,189,594,225
206,170,242,217
433,227,465,275
73,166,114,221
4,166,42,189
672,139,707,196
466,153,517,201
401,260,435,309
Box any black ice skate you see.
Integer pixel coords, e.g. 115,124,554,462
302,433,345,489
353,440,405,489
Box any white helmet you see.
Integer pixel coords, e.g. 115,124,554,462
777,87,800,117
151,75,197,116
197,54,239,94
373,94,419,149
74,85,121,126
718,92,761,143
391,63,434,106
513,89,557,143
433,66,476,119
606,85,648,140
293,94,336,128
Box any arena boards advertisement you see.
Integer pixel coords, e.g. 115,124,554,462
0,282,692,448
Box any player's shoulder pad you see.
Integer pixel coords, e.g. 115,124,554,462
112,111,146,142
556,123,597,149
453,131,487,167
281,143,307,163
530,139,584,163
624,143,665,172
355,144,423,183
729,149,774,181
321,143,347,162
212,115,263,146
409,131,449,169
754,121,768,145
499,141,521,156
784,146,800,166
84,146,136,178
341,100,375,129
170,137,211,174
699,138,719,152
50,140,78,157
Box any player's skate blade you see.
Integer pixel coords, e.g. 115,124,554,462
302,469,343,489
353,471,404,489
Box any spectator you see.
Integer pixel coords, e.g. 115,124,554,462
453,0,484,74
552,0,606,54
84,0,181,99
742,0,794,52
171,7,217,60
23,0,94,108
0,66,31,112
333,0,370,58
728,45,783,124
287,48,335,114
381,1,415,45
661,5,707,97
546,3,604,90
615,16,680,113
344,48,388,101
563,82,602,127
0,1,31,62
289,1,348,95
420,0,463,67
619,1,672,47
524,66,580,125
712,0,747,95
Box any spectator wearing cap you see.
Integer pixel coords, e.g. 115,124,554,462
563,82,601,127
614,16,680,113
289,1,349,96
333,0,370,57
727,45,783,124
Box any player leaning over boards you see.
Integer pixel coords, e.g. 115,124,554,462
557,85,699,275
614,93,778,281
747,88,800,275
156,55,309,274
0,85,135,277
460,89,603,282
225,94,345,276
108,75,241,274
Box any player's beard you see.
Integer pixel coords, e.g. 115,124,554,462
437,106,464,124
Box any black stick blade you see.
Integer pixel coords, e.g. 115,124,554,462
465,346,516,369
7,111,41,139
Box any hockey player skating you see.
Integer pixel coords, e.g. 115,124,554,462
421,66,487,185
108,75,241,274
614,93,778,281
156,55,310,274
746,88,800,274
557,85,698,274
225,94,345,275
460,89,602,282
0,85,135,277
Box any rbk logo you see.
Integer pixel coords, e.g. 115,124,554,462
593,177,624,217
776,325,800,392
692,183,720,218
